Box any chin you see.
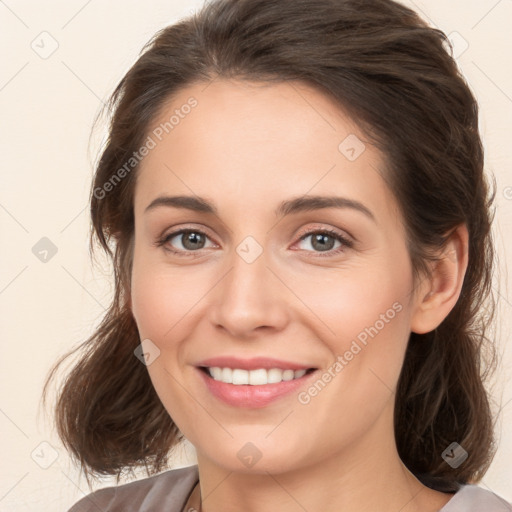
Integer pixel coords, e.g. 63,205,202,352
198,440,311,476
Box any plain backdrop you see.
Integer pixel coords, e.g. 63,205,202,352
1,0,511,510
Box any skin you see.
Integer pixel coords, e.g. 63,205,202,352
129,78,468,512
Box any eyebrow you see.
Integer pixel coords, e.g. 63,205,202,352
144,194,375,221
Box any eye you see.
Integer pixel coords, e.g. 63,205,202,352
294,228,353,257
155,228,216,257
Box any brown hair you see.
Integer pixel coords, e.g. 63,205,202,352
42,0,498,491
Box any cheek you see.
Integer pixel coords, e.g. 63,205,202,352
293,261,411,347
131,272,178,340
130,254,207,341
292,254,413,398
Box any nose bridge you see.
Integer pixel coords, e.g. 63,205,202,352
210,234,288,335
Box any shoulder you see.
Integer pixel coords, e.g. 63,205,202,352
67,464,199,512
441,484,512,511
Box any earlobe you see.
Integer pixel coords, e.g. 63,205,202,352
410,224,469,334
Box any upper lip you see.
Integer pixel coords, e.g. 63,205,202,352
196,356,315,371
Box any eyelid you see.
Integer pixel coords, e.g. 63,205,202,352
157,222,354,243
294,223,355,244
156,223,217,243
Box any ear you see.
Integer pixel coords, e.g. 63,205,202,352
410,224,469,334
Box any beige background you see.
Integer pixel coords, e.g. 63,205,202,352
1,0,511,510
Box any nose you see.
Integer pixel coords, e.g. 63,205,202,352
208,243,290,339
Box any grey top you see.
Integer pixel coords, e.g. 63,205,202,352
67,464,512,512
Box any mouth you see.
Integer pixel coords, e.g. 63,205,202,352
195,357,319,408
199,366,316,385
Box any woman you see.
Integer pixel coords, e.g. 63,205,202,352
43,0,512,510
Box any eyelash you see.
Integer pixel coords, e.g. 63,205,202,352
155,226,354,259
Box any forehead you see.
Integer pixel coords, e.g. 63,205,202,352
134,79,400,225
147,78,364,159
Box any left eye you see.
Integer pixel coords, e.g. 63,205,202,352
296,230,349,253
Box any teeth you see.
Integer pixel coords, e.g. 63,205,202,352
248,369,267,385
232,369,249,385
207,367,309,385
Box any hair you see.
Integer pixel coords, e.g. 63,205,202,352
42,0,498,492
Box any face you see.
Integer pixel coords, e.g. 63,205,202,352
130,79,423,475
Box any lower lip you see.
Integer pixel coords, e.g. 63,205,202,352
198,368,316,408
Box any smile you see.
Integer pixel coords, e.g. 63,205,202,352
204,367,313,385
195,357,319,408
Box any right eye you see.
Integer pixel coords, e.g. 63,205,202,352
156,228,217,256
